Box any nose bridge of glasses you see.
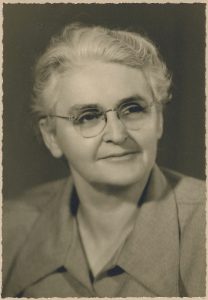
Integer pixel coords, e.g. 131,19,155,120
104,108,120,119
103,108,127,133
101,108,128,143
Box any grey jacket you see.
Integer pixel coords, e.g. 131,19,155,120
2,166,206,297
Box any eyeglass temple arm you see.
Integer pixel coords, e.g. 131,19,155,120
47,114,76,121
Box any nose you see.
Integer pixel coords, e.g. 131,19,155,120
102,111,128,144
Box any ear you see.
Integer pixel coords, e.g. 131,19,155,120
39,118,63,158
156,111,163,139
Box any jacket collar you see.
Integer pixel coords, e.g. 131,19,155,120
6,165,179,297
118,165,180,296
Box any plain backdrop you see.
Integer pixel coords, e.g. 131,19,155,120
3,3,206,198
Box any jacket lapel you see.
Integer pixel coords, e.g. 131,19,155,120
118,166,180,296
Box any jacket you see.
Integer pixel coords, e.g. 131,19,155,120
2,165,206,297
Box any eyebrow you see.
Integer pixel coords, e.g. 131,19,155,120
67,104,101,115
67,94,149,114
116,95,148,107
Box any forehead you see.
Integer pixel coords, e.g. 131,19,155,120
54,61,153,111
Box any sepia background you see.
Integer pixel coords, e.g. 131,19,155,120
3,3,206,199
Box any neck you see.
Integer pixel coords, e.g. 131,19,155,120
71,169,149,237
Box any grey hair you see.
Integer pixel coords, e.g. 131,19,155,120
32,22,172,122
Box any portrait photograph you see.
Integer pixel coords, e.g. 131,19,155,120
2,1,206,297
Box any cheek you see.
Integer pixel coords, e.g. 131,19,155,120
131,124,160,149
56,126,97,166
128,121,160,164
142,115,163,149
140,134,158,162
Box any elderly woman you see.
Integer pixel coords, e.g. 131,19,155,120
3,23,205,297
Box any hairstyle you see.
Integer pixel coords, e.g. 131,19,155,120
32,22,172,123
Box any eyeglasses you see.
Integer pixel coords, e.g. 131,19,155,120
46,99,158,138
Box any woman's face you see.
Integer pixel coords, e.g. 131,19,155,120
40,61,163,187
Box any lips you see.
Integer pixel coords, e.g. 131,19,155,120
100,151,138,159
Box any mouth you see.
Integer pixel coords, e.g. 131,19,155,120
100,151,138,160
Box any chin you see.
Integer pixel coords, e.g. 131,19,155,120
94,168,148,188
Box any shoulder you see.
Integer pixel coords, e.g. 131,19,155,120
161,168,205,204
160,168,205,250
5,177,69,211
3,178,69,282
3,178,69,233
161,168,205,233
161,168,206,296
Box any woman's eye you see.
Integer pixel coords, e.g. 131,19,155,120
76,111,101,124
121,103,144,114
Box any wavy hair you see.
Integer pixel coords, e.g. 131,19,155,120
32,22,172,122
